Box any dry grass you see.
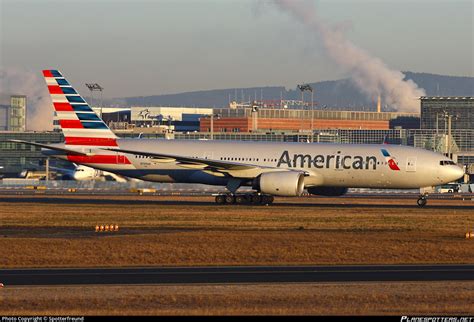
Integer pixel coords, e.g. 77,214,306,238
1,195,473,267
1,282,473,315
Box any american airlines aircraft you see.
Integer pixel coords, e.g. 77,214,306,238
11,70,464,206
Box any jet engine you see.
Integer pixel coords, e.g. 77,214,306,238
307,186,349,196
253,171,305,196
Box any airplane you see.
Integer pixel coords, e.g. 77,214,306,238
52,164,128,182
9,70,465,206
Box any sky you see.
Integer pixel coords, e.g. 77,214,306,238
1,0,473,99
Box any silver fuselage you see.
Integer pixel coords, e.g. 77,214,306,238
46,139,464,190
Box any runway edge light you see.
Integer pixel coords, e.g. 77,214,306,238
95,224,119,232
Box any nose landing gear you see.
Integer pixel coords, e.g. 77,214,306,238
417,194,428,207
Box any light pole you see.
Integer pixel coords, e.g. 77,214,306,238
85,83,104,115
251,103,259,132
210,114,213,140
436,110,457,157
210,113,221,140
297,84,314,141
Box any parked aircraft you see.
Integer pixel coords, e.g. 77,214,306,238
53,164,128,182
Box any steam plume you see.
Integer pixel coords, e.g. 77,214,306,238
272,0,425,112
0,67,53,131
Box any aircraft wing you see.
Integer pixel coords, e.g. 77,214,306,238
102,147,280,178
5,140,88,156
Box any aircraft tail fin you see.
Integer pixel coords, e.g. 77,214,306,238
42,69,118,147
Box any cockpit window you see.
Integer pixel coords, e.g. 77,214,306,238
440,160,456,166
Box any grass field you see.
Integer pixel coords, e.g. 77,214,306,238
1,195,473,267
1,194,473,315
1,282,473,315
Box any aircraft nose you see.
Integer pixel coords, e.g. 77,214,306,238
447,165,465,182
73,171,81,180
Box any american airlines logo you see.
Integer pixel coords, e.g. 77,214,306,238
277,150,378,170
381,148,400,171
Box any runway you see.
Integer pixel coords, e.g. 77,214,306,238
0,194,473,210
2,265,474,286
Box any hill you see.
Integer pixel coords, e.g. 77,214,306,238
105,72,474,110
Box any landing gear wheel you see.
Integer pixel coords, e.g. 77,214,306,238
417,197,427,207
235,195,246,204
261,195,274,205
225,194,235,204
251,194,262,204
215,195,226,205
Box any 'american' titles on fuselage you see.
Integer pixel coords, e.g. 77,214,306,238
277,150,379,170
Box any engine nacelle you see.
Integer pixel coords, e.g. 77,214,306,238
307,186,349,196
254,171,305,196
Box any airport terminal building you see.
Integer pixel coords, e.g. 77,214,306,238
420,97,474,164
421,96,474,130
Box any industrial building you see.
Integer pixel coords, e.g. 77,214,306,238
130,106,213,132
200,108,420,133
52,101,419,135
53,106,213,133
0,105,8,130
9,95,27,131
0,96,27,132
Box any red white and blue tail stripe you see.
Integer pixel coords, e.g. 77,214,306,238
43,70,118,147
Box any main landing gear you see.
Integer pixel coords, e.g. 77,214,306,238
215,193,274,205
417,194,428,207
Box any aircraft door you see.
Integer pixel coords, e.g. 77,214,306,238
406,157,417,172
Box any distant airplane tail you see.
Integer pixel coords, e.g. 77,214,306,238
43,69,118,146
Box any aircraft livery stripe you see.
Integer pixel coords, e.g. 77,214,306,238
48,85,63,95
53,102,74,112
67,155,131,164
61,129,118,138
64,137,118,146
59,120,84,129
47,85,77,95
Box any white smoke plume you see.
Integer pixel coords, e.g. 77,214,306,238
272,0,426,112
0,67,53,131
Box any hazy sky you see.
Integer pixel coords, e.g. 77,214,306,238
1,0,473,98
